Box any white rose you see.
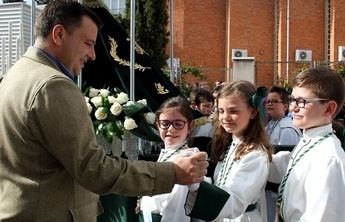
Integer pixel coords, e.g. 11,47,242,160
116,92,129,104
89,88,99,98
95,107,108,120
86,102,92,114
90,96,103,107
84,96,90,103
124,118,137,130
137,99,147,105
144,112,156,124
108,96,116,104
100,89,110,97
110,102,122,116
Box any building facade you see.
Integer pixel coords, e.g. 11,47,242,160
169,0,345,87
0,2,41,75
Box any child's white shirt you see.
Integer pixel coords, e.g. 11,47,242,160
270,123,345,221
211,138,269,222
266,116,302,146
140,146,191,222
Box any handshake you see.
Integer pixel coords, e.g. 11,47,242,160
180,148,202,191
173,147,208,189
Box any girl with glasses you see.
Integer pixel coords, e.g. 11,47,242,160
139,96,196,222
185,80,272,222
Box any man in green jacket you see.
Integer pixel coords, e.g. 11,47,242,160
0,1,208,221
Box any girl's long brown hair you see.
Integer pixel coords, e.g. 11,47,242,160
211,81,272,164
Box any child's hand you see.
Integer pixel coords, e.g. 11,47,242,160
180,147,201,191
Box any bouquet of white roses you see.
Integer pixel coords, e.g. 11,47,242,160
84,87,161,144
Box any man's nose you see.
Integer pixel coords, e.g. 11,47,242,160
88,47,96,61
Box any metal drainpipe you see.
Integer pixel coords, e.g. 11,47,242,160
169,0,174,83
286,0,290,81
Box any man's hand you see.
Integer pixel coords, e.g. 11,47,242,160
173,152,208,185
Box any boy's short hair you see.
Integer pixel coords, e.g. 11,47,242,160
292,67,345,116
267,85,289,104
194,88,214,106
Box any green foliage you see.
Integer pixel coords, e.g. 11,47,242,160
280,64,310,94
292,63,309,76
180,63,206,80
335,63,345,78
125,0,169,67
176,63,205,98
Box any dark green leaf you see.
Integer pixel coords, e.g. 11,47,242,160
123,102,149,116
130,119,162,142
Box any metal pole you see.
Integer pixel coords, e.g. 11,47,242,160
30,0,35,46
286,0,290,80
169,0,174,83
20,22,24,56
130,0,135,101
16,38,20,61
77,0,83,89
1,38,5,75
8,21,12,68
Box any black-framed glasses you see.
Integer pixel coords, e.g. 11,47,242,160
157,120,187,130
288,95,329,108
264,99,283,105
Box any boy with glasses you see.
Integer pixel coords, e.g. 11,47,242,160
264,85,301,222
265,86,302,146
269,67,345,221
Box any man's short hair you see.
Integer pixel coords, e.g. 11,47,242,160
35,0,102,39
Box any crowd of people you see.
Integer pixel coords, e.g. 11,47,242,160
0,1,345,222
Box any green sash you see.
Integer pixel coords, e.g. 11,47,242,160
185,181,230,221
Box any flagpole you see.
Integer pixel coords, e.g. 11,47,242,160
77,0,83,89
169,0,174,83
130,0,135,101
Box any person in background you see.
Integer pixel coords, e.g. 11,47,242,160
212,83,225,113
140,96,197,222
0,1,208,221
185,80,272,222
190,88,215,158
199,81,211,92
269,67,345,221
263,85,301,222
194,88,215,118
264,85,301,146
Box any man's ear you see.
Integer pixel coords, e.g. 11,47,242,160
51,25,65,45
324,100,338,117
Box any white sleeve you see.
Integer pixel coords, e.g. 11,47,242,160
268,151,291,183
279,127,301,145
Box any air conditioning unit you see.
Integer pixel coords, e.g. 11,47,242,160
232,49,248,59
338,46,345,62
295,49,312,62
